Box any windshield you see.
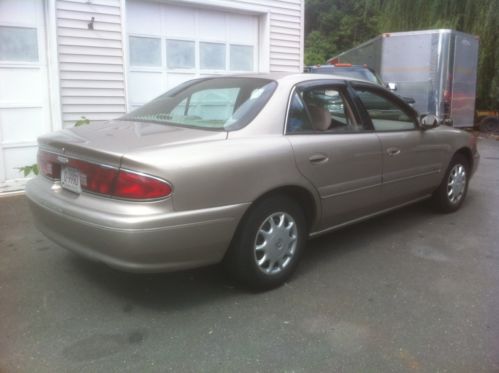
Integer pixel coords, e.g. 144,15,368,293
121,77,277,131
314,67,383,85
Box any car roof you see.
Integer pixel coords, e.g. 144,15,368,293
227,72,371,86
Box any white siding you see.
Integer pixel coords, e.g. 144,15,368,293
233,0,303,72
55,0,126,127
55,0,303,125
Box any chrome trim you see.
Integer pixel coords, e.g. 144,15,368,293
321,182,382,199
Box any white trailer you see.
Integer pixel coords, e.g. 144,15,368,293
329,29,479,128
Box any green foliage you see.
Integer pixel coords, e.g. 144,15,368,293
74,116,90,127
17,164,39,177
305,0,499,109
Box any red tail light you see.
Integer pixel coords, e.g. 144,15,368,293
38,151,61,179
114,170,172,199
69,159,119,195
37,150,172,200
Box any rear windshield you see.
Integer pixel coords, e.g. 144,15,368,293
312,67,382,85
121,77,277,131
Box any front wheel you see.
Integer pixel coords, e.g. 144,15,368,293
224,195,307,291
431,154,469,213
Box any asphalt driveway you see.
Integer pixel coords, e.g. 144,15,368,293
1,137,498,372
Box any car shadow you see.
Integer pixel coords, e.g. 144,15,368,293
66,254,241,311
295,200,436,278
64,200,446,310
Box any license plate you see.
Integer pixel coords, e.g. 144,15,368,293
61,167,81,194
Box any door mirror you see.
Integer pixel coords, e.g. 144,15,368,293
387,82,397,91
420,114,438,129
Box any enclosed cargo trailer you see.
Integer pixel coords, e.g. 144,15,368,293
329,29,479,128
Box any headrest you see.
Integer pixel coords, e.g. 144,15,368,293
308,105,331,131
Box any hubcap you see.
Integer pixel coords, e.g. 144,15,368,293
254,212,298,275
447,164,467,204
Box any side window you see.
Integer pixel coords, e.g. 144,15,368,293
287,92,312,133
354,88,416,131
286,86,362,133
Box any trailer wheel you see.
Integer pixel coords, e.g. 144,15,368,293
479,117,499,133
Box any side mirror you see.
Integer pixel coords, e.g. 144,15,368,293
420,114,438,130
387,82,397,91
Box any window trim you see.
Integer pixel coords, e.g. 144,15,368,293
349,82,420,132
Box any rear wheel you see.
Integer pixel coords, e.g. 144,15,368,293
224,195,306,291
432,154,469,213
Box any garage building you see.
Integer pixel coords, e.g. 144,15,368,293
0,0,304,192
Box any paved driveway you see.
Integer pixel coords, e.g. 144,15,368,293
1,138,498,372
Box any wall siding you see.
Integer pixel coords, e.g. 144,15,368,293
55,0,303,126
230,0,303,72
55,0,126,127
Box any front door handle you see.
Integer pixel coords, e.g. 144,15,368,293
386,147,401,156
309,154,329,164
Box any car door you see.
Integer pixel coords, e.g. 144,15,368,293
350,83,447,207
286,81,384,232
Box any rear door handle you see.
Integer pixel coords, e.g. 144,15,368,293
308,154,329,164
386,147,401,156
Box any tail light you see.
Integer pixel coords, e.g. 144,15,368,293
38,151,61,179
37,150,172,200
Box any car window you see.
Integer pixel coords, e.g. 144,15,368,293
287,86,364,133
354,88,417,131
122,77,277,131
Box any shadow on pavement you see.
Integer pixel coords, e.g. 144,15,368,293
63,199,449,310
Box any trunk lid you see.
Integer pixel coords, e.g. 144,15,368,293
38,120,228,166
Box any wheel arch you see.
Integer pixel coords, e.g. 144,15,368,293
455,147,473,172
230,184,320,246
252,185,320,231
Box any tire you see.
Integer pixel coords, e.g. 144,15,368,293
431,153,470,213
224,195,307,291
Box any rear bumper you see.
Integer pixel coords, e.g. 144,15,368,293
26,177,249,272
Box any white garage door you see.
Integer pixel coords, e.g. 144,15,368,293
0,0,52,191
126,0,259,109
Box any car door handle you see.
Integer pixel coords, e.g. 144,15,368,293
386,147,401,156
308,154,329,164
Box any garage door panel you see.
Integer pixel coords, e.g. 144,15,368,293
0,0,50,185
228,15,258,44
166,73,196,90
126,0,161,35
128,71,163,104
163,5,196,38
0,0,41,25
0,108,45,143
126,1,259,109
198,10,226,41
0,69,44,103
4,146,38,179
